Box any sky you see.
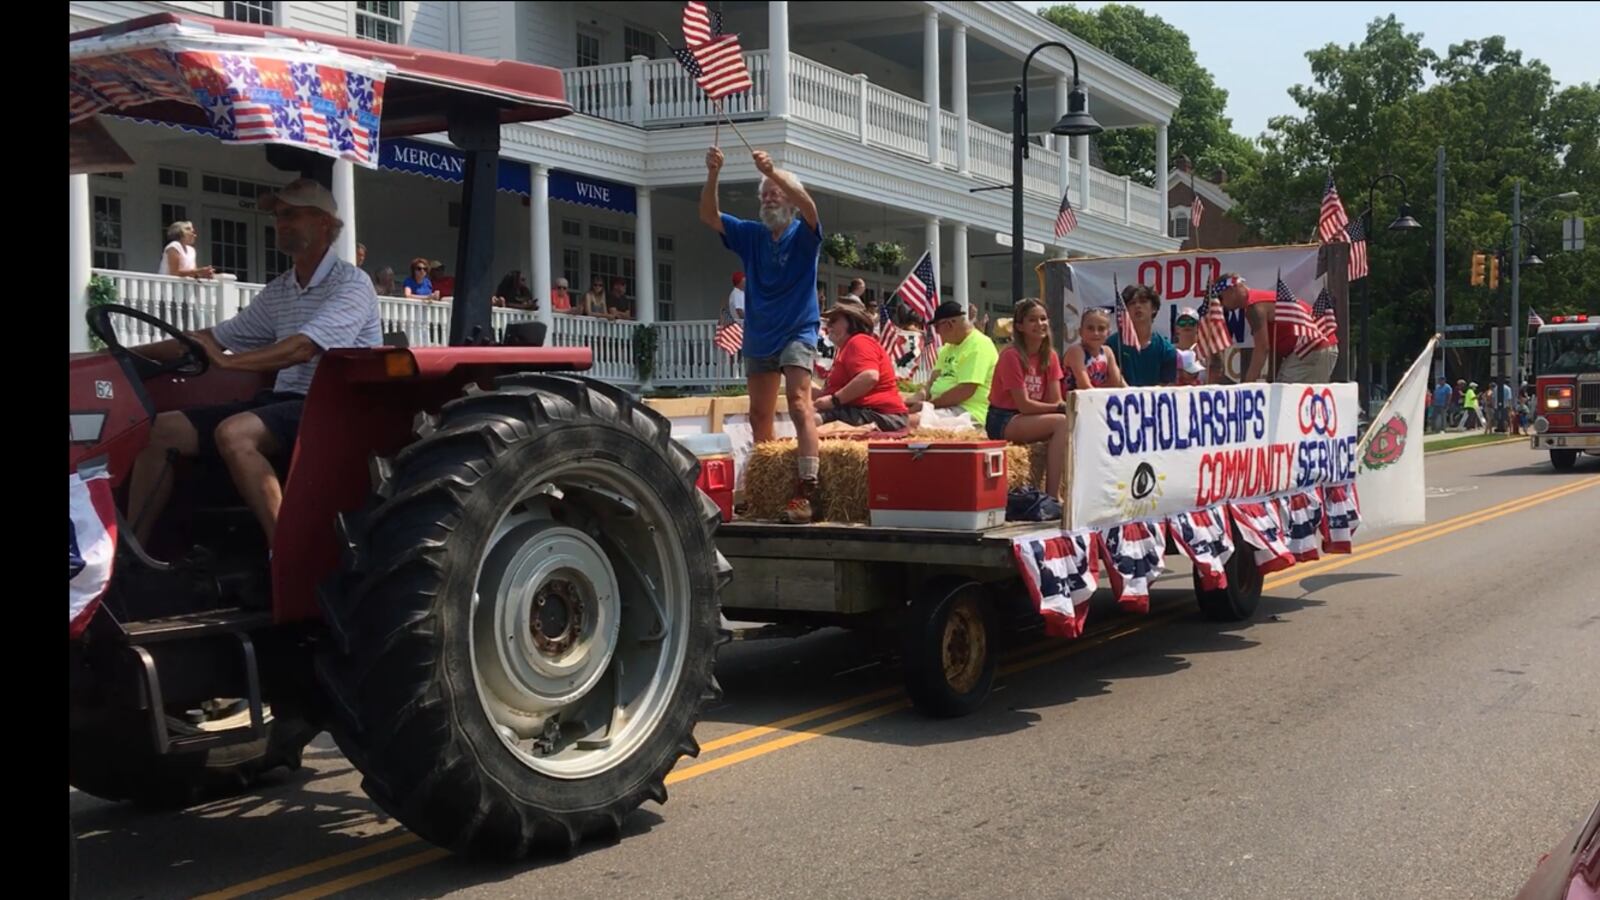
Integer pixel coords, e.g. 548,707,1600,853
1019,1,1599,140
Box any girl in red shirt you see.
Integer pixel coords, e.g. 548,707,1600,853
986,298,1071,498
812,302,909,432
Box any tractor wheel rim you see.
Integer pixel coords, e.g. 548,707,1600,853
470,459,692,780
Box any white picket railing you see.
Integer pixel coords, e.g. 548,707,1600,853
639,51,770,123
88,270,746,389
1129,182,1164,232
939,109,960,166
967,120,1013,186
1024,142,1061,199
863,82,929,161
561,61,636,123
788,55,859,137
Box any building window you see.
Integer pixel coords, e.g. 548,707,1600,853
623,27,656,61
576,30,601,67
588,223,621,244
590,253,621,294
223,1,275,26
356,1,403,44
562,248,582,291
1170,209,1190,239
158,166,189,189
656,235,674,253
159,203,189,235
208,216,252,280
202,174,279,206
656,261,674,321
561,219,583,238
92,195,124,269
263,225,292,282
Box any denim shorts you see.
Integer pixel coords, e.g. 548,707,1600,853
745,339,817,376
985,406,1017,440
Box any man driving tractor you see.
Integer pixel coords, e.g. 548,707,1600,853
123,178,381,553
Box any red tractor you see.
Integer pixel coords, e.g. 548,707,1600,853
68,14,725,878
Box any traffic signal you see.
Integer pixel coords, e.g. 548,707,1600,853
1470,252,1486,286
1488,254,1501,290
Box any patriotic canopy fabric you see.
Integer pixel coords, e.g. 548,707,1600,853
70,22,391,167
70,469,118,639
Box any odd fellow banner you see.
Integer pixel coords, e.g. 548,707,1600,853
1066,382,1360,531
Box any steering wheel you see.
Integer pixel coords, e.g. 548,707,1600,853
86,303,210,380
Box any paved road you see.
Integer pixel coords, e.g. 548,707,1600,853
72,444,1600,899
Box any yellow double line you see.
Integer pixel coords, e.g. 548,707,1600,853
196,474,1598,899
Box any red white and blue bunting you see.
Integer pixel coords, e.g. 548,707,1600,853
1011,528,1100,639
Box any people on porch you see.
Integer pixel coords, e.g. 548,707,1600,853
701,144,823,524
157,221,213,280
813,302,909,434
403,257,439,300
987,298,1069,498
372,266,399,297
124,178,380,554
428,260,455,298
583,276,608,316
550,277,572,313
606,278,634,320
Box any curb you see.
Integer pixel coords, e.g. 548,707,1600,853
1424,436,1525,456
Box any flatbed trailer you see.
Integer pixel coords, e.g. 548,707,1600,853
714,517,1262,717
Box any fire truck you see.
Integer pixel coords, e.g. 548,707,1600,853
1529,313,1600,469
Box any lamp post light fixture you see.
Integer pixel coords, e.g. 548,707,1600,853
1011,41,1101,303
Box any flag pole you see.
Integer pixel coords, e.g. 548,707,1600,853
1113,271,1127,379
1191,165,1203,251
661,29,755,154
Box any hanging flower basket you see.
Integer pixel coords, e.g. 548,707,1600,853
822,232,859,268
864,241,906,274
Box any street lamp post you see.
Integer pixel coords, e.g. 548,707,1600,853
1357,173,1423,410
1510,186,1579,386
1011,42,1101,303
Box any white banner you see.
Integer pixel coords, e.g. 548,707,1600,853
1067,382,1361,531
1355,337,1438,531
1040,244,1331,383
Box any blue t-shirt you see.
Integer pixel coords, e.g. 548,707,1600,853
1433,384,1453,408
1107,332,1177,387
403,276,433,297
720,212,821,359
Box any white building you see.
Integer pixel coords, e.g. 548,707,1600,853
70,0,1181,386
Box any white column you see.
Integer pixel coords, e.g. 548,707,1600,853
925,216,941,296
923,10,941,166
953,223,969,310
953,23,969,175
630,55,648,127
332,159,357,263
769,1,790,120
855,74,870,144
69,174,91,353
531,164,553,329
634,186,655,325
1056,76,1071,190
1154,123,1169,233
1075,133,1091,213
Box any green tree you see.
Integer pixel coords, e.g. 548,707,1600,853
1229,17,1597,380
1034,3,1258,186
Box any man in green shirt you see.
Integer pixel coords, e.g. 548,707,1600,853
904,300,999,426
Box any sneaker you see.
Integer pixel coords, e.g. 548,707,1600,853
780,495,813,524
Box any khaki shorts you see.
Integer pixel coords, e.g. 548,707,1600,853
1277,345,1338,383
745,339,817,376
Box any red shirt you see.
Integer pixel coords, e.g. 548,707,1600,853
433,275,456,297
825,333,907,413
989,346,1063,411
1245,288,1332,357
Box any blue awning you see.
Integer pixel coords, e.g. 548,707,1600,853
378,137,531,196
550,169,636,215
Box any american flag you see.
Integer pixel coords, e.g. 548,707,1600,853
1196,297,1231,363
1191,193,1205,230
878,311,900,351
713,320,743,357
1318,172,1351,244
1311,286,1338,341
682,1,720,47
1054,190,1078,238
1528,307,1545,328
682,33,752,100
1345,217,1369,281
919,327,942,376
895,251,938,322
1113,278,1141,351
1275,274,1325,357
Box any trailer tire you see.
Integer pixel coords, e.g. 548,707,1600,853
316,374,725,859
1550,449,1578,470
1193,525,1263,622
901,579,995,718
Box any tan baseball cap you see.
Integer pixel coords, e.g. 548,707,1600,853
258,177,339,217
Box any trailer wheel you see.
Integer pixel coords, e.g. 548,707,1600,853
901,579,995,718
1193,524,1263,622
1550,449,1578,470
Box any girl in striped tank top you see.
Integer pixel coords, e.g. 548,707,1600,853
1063,307,1127,393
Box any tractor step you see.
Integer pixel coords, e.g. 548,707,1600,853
121,608,274,645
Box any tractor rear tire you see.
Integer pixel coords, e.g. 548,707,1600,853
68,707,315,809
315,374,726,859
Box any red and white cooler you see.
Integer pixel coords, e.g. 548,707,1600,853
867,440,1008,529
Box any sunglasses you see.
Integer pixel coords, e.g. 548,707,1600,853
1176,317,1199,327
